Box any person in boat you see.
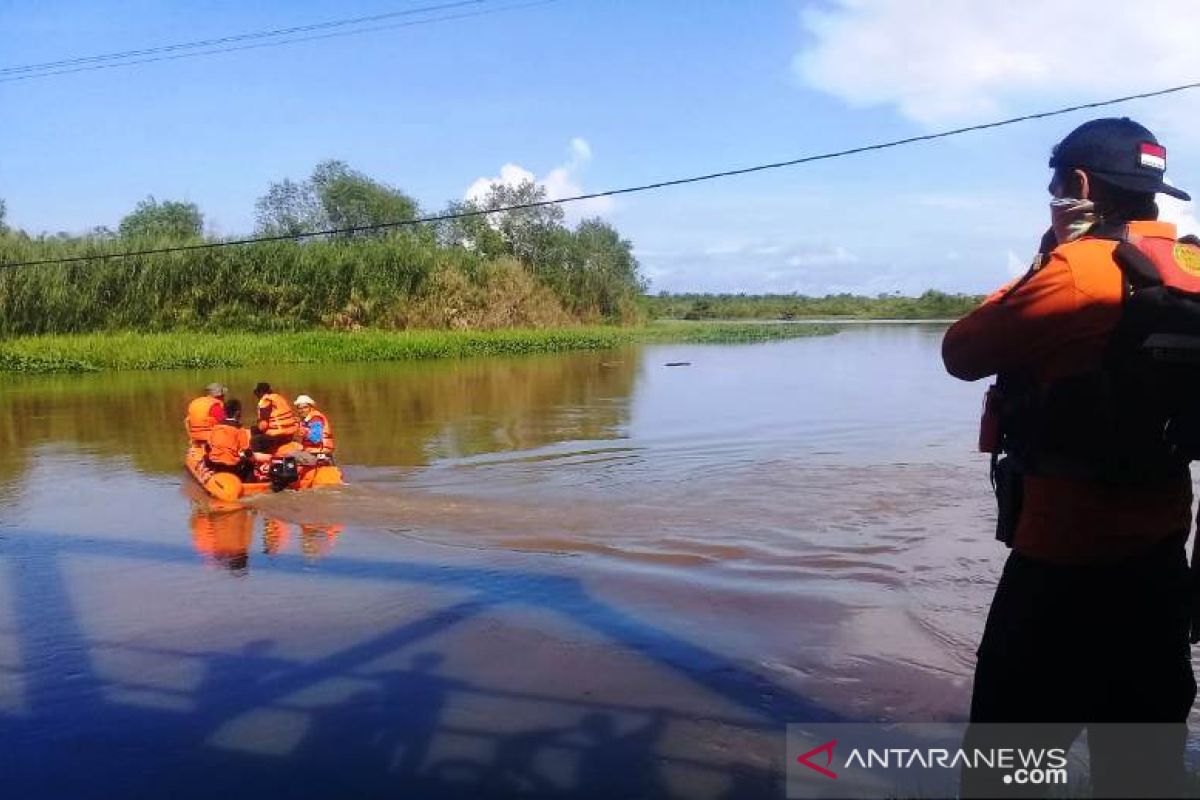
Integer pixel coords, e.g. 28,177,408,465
944,117,1196,797
293,394,335,458
251,381,300,454
204,398,255,481
184,382,226,446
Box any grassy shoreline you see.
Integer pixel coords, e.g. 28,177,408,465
0,321,836,375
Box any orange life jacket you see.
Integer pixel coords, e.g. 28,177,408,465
257,393,299,437
946,221,1196,564
207,422,251,466
300,408,336,454
185,396,223,443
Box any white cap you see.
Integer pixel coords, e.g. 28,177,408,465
294,395,315,407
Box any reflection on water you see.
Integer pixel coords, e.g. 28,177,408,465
0,326,1023,798
0,348,639,476
189,506,343,573
182,477,344,572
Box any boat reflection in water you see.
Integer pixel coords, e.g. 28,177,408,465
185,486,343,573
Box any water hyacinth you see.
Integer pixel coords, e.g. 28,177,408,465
0,324,833,374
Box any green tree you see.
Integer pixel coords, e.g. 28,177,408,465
254,178,325,237
118,196,203,240
573,219,642,287
310,160,418,235
567,218,643,318
479,179,566,265
435,198,506,256
435,180,568,265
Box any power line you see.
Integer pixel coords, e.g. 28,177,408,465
4,79,1199,270
0,0,557,84
0,1,483,76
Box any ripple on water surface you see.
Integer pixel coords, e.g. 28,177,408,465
0,326,1024,797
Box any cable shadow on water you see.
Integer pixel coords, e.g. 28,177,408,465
0,528,842,799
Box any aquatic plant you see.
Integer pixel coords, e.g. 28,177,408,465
0,323,833,374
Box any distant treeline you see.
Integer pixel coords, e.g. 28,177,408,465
0,161,643,335
644,290,983,321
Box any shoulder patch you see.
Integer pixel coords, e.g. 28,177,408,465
1173,243,1200,277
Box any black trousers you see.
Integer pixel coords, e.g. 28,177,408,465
204,459,255,482
250,432,293,454
962,534,1196,798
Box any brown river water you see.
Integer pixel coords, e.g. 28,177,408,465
0,324,1030,798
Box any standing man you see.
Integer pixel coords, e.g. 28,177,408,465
944,117,1197,797
251,382,299,454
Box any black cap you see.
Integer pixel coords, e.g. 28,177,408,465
1049,117,1190,201
253,382,271,396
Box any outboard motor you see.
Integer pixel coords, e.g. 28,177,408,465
268,457,299,493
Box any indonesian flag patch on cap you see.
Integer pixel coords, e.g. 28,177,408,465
1140,142,1167,171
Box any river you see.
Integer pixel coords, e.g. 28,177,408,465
0,324,1015,798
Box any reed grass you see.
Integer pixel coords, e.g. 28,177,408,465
0,322,834,374
0,232,638,334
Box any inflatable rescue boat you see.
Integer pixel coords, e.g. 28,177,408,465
185,443,343,502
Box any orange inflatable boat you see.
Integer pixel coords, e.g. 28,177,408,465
185,443,343,502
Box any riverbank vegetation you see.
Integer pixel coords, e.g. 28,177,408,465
1,166,979,345
645,291,982,320
0,161,643,335
0,322,834,374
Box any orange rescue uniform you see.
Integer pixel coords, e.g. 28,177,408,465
185,396,224,443
257,393,299,437
942,220,1192,565
207,422,251,467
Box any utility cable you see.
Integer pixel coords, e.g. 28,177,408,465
0,1,482,76
4,79,1199,270
0,0,557,84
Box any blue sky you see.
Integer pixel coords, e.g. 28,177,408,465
2,0,1199,294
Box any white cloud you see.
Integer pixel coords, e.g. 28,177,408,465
569,137,592,162
703,240,750,257
464,163,537,201
640,239,868,293
795,1,1200,127
464,137,613,220
784,245,858,268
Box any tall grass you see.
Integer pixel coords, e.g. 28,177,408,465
0,322,834,374
0,231,631,335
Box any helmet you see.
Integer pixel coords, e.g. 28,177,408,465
294,394,315,407
205,382,227,397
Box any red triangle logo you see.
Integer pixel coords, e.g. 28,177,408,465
797,739,838,779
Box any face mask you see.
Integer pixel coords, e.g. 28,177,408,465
1049,197,1096,245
